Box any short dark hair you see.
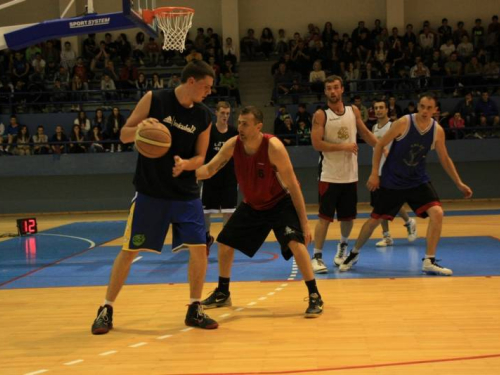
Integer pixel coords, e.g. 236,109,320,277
353,95,362,101
181,60,215,83
216,101,231,111
374,99,387,108
419,92,438,105
325,75,343,87
240,106,264,124
442,18,448,23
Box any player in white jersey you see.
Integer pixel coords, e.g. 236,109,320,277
371,100,417,247
311,75,378,274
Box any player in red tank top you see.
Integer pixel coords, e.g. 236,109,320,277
196,106,324,318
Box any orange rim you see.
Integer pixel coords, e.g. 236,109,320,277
142,7,194,24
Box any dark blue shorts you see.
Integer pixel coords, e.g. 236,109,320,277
123,192,206,253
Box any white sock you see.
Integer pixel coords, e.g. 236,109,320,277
190,298,201,304
383,231,390,237
340,236,348,244
405,218,412,225
313,248,323,256
103,299,114,307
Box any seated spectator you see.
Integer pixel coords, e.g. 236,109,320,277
309,38,327,64
223,37,238,65
483,61,500,88
295,104,312,128
54,66,70,89
207,56,221,84
427,49,445,78
221,59,238,76
309,60,326,100
274,105,289,135
356,31,373,65
167,74,181,89
260,28,275,59
276,29,288,55
106,107,126,152
278,115,296,146
115,33,132,63
448,112,466,139
5,115,20,154
74,110,91,135
144,37,160,66
82,33,98,62
135,72,150,100
101,74,117,102
439,38,456,59
403,101,418,115
464,56,483,88
403,41,422,68
456,35,474,61
89,126,105,153
11,51,30,85
410,60,430,89
69,124,87,153
297,120,311,145
437,18,452,46
454,92,476,127
291,40,311,77
185,48,203,63
353,96,368,123
60,41,77,71
219,71,241,106
374,41,388,70
288,79,308,104
444,52,463,95
73,57,89,84
118,58,138,98
472,19,486,49
32,125,50,154
30,53,46,82
90,41,110,72
70,75,88,111
194,28,207,52
241,29,259,60
388,96,403,121
453,21,469,46
93,108,106,131
50,125,68,154
151,73,164,89
51,79,68,111
43,40,60,66
344,62,360,93
476,91,500,128
271,62,294,105
102,60,119,82
13,125,31,156
132,32,146,65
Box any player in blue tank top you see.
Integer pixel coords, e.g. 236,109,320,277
340,93,473,276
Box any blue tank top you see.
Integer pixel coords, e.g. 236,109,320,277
381,114,436,189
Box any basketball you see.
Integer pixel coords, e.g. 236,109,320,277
135,125,172,159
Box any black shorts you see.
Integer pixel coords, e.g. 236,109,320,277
318,181,357,222
371,182,441,220
370,190,380,208
216,195,304,260
202,183,238,213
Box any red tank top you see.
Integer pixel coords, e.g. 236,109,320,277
233,134,288,210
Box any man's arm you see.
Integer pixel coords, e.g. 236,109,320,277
434,125,473,198
195,136,237,180
120,91,153,143
367,116,408,191
268,137,311,246
173,123,212,177
311,109,357,153
352,105,378,147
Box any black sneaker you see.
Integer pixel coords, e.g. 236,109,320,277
201,288,232,309
91,304,113,335
185,302,219,329
305,293,324,318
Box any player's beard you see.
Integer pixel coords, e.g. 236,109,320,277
327,95,340,104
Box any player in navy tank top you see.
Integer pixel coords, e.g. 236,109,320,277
340,94,473,276
196,106,324,318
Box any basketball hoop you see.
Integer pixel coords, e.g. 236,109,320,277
143,7,194,52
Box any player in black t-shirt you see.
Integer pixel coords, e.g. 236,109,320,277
91,61,219,334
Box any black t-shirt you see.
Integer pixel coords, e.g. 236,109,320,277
133,90,212,200
203,124,238,189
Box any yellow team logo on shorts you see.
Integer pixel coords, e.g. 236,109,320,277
337,127,349,140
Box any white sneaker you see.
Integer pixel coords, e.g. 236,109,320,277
334,242,348,266
376,236,394,247
405,219,417,242
311,255,328,274
422,258,453,276
339,251,359,272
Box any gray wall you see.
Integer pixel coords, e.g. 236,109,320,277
1,139,499,214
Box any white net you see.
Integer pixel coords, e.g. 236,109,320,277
155,8,194,52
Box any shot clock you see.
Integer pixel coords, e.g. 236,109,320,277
16,218,38,236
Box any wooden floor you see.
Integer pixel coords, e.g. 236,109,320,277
1,200,500,375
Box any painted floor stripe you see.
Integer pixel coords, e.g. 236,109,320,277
132,256,143,263
281,283,288,287
64,359,83,366
129,342,147,348
219,313,231,318
180,327,193,332
258,297,267,301
267,292,275,296
99,350,117,356
157,335,172,340
235,307,245,312
25,370,48,375
275,288,283,291
247,302,256,306
287,278,294,280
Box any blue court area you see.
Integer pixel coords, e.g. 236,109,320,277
1,221,499,289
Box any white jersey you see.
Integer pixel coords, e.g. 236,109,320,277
319,105,358,183
372,120,393,176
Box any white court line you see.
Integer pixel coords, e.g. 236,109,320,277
37,233,96,248
258,297,267,301
99,350,117,356
219,313,231,318
129,342,147,348
235,307,245,312
275,288,283,291
180,327,193,332
247,301,256,306
267,292,275,296
25,370,48,375
281,283,289,287
132,256,143,263
157,335,172,340
64,359,83,366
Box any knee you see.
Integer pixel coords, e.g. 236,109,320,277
428,206,444,222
